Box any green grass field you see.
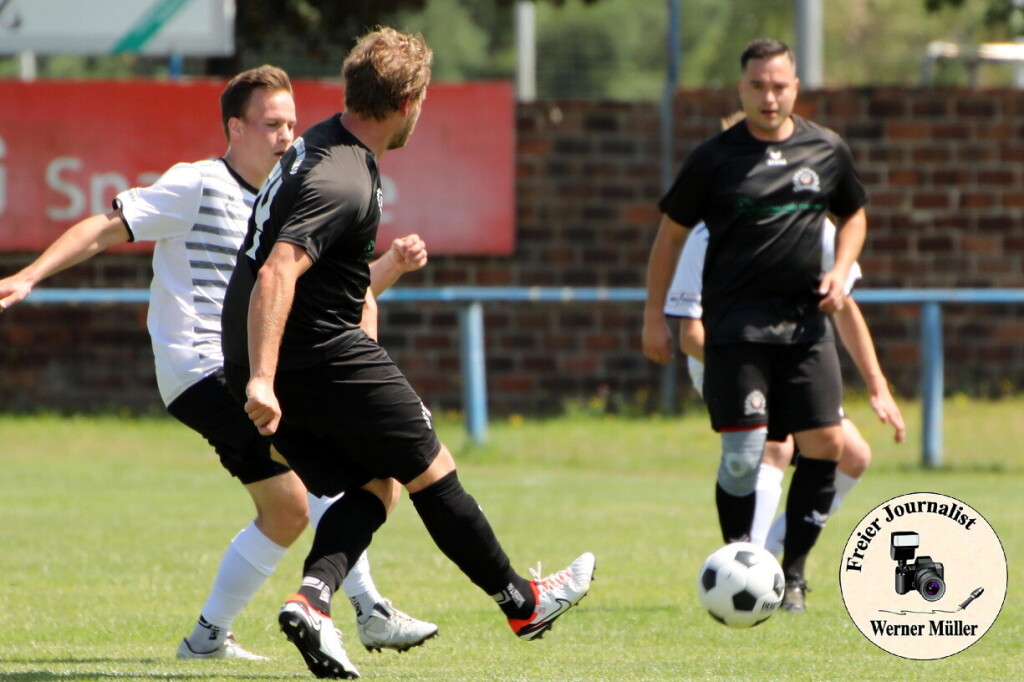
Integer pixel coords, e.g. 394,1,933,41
0,397,1021,681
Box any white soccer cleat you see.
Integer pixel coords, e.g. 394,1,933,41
357,599,439,652
279,596,360,679
176,632,269,660
509,552,596,640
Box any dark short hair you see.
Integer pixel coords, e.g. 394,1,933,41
740,39,793,70
343,27,433,121
220,65,292,140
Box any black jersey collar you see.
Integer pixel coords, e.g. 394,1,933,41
218,158,260,194
335,114,377,158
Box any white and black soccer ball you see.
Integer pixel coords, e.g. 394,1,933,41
697,542,785,628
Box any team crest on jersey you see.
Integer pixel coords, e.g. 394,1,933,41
766,148,788,166
743,390,767,416
791,166,821,193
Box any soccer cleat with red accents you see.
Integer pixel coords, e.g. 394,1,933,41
508,552,596,640
278,594,360,679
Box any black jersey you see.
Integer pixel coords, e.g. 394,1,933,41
659,115,867,346
222,115,382,370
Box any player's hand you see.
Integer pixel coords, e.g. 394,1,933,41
389,234,428,273
817,270,847,313
0,275,32,314
870,386,906,443
245,376,282,436
642,312,674,365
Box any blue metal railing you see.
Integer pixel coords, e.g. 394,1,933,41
23,287,1024,467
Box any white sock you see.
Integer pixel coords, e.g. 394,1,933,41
765,512,785,558
830,470,859,514
187,521,287,650
750,465,784,547
344,552,385,622
764,471,860,558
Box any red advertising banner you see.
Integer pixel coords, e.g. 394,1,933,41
0,79,515,254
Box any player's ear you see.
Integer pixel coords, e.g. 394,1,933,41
398,96,414,116
228,117,243,139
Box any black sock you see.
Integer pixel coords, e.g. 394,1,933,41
715,483,755,543
298,488,387,616
781,457,837,581
410,470,533,619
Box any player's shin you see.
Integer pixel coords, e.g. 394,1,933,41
715,427,768,542
780,456,837,581
297,488,386,615
750,464,784,546
409,470,533,619
185,521,287,652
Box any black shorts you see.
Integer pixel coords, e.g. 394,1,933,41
166,368,291,485
703,341,843,440
225,337,441,498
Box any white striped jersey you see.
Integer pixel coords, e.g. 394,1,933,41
114,158,256,405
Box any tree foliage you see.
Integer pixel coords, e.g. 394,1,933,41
210,0,427,77
2,0,1020,90
215,0,604,78
925,0,1024,35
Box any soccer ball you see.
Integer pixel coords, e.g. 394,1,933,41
697,542,785,628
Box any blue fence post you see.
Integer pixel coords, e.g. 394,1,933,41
660,356,677,414
920,301,943,468
459,301,488,444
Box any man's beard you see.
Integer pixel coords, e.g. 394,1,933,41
388,119,415,150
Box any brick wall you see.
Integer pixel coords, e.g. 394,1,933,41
2,87,1023,415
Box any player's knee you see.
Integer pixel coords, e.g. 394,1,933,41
795,425,843,461
761,438,794,470
249,475,310,545
258,502,308,546
839,425,872,477
717,427,767,496
405,442,456,494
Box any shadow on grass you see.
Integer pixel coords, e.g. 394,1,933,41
0,660,299,681
890,462,1019,475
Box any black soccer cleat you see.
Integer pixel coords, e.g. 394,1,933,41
781,579,809,614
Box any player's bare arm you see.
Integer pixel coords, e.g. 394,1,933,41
832,297,906,443
819,208,867,313
644,214,691,364
245,240,313,436
0,212,129,312
369,234,428,296
677,317,705,362
361,234,428,340
360,287,380,341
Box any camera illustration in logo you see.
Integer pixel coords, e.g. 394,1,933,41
891,531,945,601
